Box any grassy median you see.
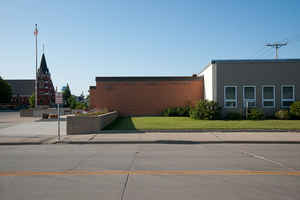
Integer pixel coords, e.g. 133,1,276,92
105,117,300,130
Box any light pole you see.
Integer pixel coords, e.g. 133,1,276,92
34,24,38,108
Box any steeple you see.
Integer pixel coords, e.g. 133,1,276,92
38,53,49,74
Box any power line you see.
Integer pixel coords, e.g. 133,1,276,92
251,33,300,59
256,47,273,58
251,46,267,58
265,42,288,59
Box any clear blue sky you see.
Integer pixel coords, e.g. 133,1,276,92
1,0,299,95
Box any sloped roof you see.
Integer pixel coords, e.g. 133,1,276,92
6,80,35,96
38,54,49,74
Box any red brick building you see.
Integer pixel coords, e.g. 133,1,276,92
37,53,55,106
6,53,55,107
90,76,204,116
6,80,35,106
89,86,96,109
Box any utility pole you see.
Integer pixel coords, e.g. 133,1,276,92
34,24,39,108
265,42,288,59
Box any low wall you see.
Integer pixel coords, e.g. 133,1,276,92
20,109,34,117
20,108,72,117
66,111,118,135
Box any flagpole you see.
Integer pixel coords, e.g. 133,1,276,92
35,24,38,108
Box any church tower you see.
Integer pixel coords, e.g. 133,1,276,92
37,54,55,106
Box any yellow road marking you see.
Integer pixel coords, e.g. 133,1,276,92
0,170,300,177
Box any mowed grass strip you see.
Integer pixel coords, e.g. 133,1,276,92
105,117,300,130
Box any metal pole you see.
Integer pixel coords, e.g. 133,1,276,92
35,24,38,108
275,46,278,59
58,103,60,141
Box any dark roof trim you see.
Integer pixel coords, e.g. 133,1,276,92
211,58,300,64
89,86,96,89
5,79,35,96
96,76,203,82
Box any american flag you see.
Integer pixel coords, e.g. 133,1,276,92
34,24,38,36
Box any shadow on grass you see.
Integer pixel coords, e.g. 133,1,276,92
104,117,137,130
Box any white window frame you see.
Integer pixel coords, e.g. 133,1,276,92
281,85,295,108
243,85,256,108
224,86,237,108
262,85,275,108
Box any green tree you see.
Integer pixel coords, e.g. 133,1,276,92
0,77,12,104
63,84,71,107
67,95,77,109
29,93,35,108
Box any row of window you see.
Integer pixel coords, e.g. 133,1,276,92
224,85,295,108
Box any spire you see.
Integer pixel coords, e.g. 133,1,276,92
38,53,49,74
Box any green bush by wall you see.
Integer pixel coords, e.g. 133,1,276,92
225,111,243,120
189,100,221,120
162,105,190,117
275,110,290,120
290,101,300,119
247,108,264,120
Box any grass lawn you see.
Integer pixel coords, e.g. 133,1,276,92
105,117,300,130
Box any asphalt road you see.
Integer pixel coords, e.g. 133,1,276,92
0,143,300,200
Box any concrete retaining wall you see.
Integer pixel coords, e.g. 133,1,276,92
20,108,72,117
66,111,118,135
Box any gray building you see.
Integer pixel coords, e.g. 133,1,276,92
199,59,300,116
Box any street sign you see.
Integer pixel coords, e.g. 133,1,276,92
55,92,63,142
55,92,63,104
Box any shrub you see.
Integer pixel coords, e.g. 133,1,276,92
162,107,176,116
225,111,243,120
247,108,264,120
75,102,88,110
290,101,300,119
162,105,190,117
275,110,290,120
189,100,221,120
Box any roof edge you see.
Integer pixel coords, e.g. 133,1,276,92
96,76,203,82
211,58,300,64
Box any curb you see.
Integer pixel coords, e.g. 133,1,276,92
57,140,300,145
0,142,42,145
2,140,300,145
100,129,300,134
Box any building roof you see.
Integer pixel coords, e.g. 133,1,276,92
199,58,300,75
38,54,49,74
211,58,300,64
5,80,35,96
96,76,203,82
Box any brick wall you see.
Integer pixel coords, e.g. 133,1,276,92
95,77,204,116
89,86,96,109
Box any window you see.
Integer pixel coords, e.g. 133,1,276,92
281,85,295,108
262,86,275,108
224,86,237,108
243,86,256,108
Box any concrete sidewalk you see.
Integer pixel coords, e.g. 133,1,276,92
1,132,300,145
